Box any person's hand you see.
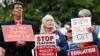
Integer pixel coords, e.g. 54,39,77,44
77,43,84,50
0,47,5,56
33,47,36,50
87,26,94,33
15,40,26,48
56,46,61,52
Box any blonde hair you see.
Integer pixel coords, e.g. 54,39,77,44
40,14,58,34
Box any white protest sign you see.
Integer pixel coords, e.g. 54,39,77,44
71,17,93,43
35,34,57,56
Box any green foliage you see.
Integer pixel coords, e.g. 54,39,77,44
0,0,100,32
93,0,100,24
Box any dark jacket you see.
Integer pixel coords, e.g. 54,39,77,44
0,19,36,56
54,30,68,56
93,25,100,56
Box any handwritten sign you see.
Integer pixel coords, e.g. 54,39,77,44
35,34,57,56
68,45,99,56
2,25,34,42
71,17,93,43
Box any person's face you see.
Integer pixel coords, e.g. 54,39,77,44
66,32,72,38
44,18,54,29
11,4,23,17
79,14,88,18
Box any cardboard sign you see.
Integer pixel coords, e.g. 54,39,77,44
2,25,34,42
71,17,93,43
68,45,99,56
35,34,57,56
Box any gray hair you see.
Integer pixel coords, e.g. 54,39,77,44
40,14,58,34
78,9,91,17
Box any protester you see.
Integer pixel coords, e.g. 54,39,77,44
39,14,68,56
78,9,100,55
65,28,78,49
0,1,36,56
78,9,93,47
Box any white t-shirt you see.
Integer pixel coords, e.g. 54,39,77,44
67,41,72,49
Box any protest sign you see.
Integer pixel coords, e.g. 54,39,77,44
35,34,57,56
2,25,34,42
71,17,93,43
68,45,99,56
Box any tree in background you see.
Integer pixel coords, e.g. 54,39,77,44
0,0,100,33
93,0,100,24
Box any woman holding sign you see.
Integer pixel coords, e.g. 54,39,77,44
39,14,68,56
78,9,93,47
78,9,100,55
78,8,100,56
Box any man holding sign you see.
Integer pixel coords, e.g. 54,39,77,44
0,1,36,56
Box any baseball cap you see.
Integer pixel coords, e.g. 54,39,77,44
67,28,72,32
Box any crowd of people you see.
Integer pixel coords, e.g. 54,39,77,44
0,1,100,56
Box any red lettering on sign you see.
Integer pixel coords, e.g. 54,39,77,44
73,25,89,32
37,36,54,41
